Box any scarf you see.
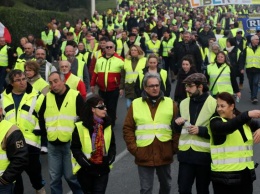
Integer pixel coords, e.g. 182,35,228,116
225,46,234,53
90,115,105,164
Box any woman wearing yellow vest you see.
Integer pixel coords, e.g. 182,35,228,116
206,51,241,98
135,54,171,97
119,45,146,109
71,95,116,194
209,92,260,194
24,61,49,96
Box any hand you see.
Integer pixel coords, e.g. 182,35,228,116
253,129,260,144
6,68,10,73
240,69,244,74
91,86,95,94
248,110,260,119
236,92,241,99
119,89,124,97
188,125,199,135
175,117,186,125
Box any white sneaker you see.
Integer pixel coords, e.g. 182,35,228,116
41,146,48,154
36,187,46,194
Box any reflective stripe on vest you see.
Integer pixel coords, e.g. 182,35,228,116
41,30,53,45
66,74,81,90
72,122,112,174
179,96,216,153
207,63,233,95
124,57,146,83
210,117,254,172
246,46,260,69
1,91,41,148
116,39,123,55
146,40,161,56
0,120,13,175
133,97,173,147
162,38,174,57
0,45,8,66
44,89,78,142
138,69,167,89
32,78,49,93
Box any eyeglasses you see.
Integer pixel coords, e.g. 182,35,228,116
24,48,31,50
185,84,196,88
13,78,27,83
106,46,113,49
147,84,160,88
94,105,106,110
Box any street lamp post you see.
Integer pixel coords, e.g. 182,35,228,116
91,0,95,15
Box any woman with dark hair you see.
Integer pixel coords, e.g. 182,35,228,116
134,54,171,97
223,37,244,89
71,95,116,194
206,51,241,99
209,92,260,194
174,55,197,105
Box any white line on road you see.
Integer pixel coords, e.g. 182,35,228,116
66,149,129,194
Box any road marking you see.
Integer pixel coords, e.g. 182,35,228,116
66,149,129,194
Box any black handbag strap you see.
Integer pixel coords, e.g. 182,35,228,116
210,66,227,92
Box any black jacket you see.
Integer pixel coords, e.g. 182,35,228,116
134,66,171,97
71,118,116,176
174,93,214,165
0,128,28,185
173,41,203,73
198,30,216,48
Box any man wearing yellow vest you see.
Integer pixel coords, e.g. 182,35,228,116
0,112,28,194
0,70,46,194
243,35,260,104
38,72,84,194
14,42,35,71
59,60,86,101
65,45,90,92
123,73,179,194
174,73,216,194
41,26,54,62
90,41,124,127
0,37,14,93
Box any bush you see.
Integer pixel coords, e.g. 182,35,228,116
0,7,76,47
0,0,15,7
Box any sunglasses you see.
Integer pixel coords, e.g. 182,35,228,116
106,46,113,49
94,105,106,110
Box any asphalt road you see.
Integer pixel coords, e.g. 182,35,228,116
23,76,260,194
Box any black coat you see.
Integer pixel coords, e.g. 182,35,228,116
198,30,216,48
173,41,203,73
174,68,197,104
71,118,116,176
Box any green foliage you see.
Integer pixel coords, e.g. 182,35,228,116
0,0,15,7
0,7,75,47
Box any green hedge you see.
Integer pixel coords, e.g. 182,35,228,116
0,7,76,47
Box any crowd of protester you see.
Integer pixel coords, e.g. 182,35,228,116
0,0,260,193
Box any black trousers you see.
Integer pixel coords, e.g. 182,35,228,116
178,162,210,194
99,88,119,127
77,168,109,194
14,149,44,193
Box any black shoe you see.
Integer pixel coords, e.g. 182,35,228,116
171,79,175,83
252,99,258,104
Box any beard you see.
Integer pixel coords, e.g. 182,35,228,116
67,56,75,62
189,89,200,98
36,58,45,64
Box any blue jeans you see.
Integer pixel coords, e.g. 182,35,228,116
48,142,83,194
126,98,133,109
0,183,13,194
0,66,7,93
138,164,172,194
246,71,260,100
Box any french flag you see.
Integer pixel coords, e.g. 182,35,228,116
0,22,11,44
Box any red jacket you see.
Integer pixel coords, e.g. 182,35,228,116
90,53,124,91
